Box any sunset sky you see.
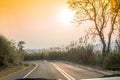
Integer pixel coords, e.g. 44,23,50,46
0,0,89,49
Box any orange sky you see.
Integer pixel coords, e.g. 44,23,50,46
0,0,88,49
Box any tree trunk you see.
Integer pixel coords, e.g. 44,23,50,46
102,43,106,57
107,13,117,53
99,32,107,57
107,32,112,53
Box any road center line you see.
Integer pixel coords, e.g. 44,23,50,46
50,63,75,80
23,64,38,78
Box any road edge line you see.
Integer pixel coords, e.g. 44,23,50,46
23,64,38,78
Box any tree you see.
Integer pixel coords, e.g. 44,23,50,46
18,41,25,64
112,0,120,52
0,36,10,66
67,0,120,57
111,0,120,13
0,36,21,66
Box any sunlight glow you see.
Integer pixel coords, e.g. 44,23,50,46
58,8,74,25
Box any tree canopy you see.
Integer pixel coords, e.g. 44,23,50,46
67,0,120,56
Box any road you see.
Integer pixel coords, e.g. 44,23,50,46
6,61,105,80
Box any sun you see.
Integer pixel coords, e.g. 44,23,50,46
58,8,74,25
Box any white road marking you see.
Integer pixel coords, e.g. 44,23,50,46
23,64,38,78
50,63,75,80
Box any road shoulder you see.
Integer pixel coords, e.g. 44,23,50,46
0,64,34,80
56,61,112,75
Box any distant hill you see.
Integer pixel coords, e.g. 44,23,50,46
25,49,46,53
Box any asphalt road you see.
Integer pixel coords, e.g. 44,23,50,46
6,61,105,80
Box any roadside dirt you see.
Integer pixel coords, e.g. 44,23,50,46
0,64,34,79
0,65,24,78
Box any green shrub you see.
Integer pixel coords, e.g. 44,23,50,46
0,35,22,67
103,53,120,70
0,35,10,67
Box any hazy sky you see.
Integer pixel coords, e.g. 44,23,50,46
0,0,89,49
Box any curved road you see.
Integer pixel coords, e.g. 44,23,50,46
6,61,104,80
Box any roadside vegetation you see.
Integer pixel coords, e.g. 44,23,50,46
24,33,120,71
0,35,33,79
0,35,25,69
24,0,120,71
0,0,120,72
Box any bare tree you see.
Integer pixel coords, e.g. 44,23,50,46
68,0,120,57
112,0,120,51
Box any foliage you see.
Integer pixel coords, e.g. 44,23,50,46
24,35,97,65
0,35,11,66
103,53,120,70
103,41,120,70
18,41,25,64
23,0,120,71
0,35,25,67
67,0,120,57
24,34,120,71
111,0,120,12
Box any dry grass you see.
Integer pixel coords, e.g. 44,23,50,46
0,64,34,79
0,65,23,78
